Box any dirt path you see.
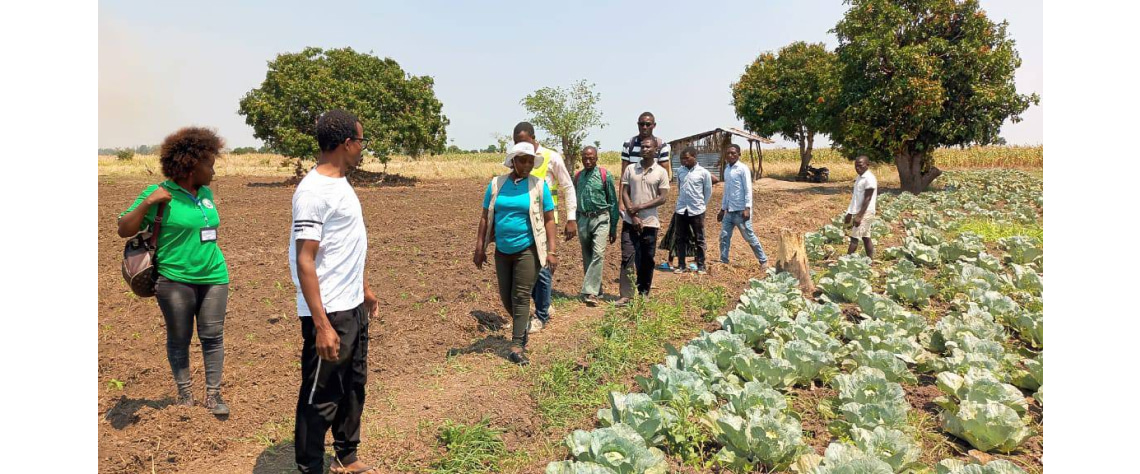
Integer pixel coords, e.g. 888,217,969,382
98,175,849,473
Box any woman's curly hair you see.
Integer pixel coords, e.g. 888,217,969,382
160,127,224,180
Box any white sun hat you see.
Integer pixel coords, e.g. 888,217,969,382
503,142,537,167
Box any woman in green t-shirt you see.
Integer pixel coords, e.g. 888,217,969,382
118,127,231,416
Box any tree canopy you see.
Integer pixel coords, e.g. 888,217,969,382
521,80,606,173
732,41,839,179
238,47,448,175
831,0,1039,193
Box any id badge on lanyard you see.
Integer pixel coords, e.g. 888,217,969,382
172,185,217,243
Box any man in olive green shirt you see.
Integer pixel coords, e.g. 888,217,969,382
573,146,618,306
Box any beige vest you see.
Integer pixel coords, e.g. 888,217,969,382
484,174,549,267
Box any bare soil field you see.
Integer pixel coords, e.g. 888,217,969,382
101,172,1044,473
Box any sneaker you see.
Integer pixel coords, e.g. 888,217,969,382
176,389,194,407
508,350,530,366
205,392,230,416
688,263,699,271
528,318,545,333
582,294,599,307
697,267,708,275
614,297,632,307
656,262,672,271
759,261,769,274
673,267,685,274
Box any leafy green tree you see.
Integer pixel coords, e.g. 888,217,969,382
116,148,135,161
231,146,258,155
732,42,839,180
831,0,1039,193
521,79,606,173
238,47,449,177
483,144,499,154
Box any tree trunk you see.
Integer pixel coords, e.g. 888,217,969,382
894,151,942,194
775,228,816,295
562,136,578,175
797,131,815,180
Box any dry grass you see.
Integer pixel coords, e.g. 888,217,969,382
97,146,1039,182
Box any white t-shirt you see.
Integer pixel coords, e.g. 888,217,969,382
288,169,368,317
847,171,878,215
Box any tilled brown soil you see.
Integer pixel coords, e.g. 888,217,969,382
98,174,1039,474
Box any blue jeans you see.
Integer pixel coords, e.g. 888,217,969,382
719,210,767,264
532,265,553,323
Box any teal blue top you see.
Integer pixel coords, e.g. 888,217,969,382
483,177,554,254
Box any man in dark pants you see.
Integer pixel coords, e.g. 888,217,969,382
289,109,381,474
617,137,670,305
672,146,713,274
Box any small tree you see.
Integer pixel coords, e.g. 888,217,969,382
491,133,510,153
831,0,1039,193
116,148,135,161
238,47,449,178
732,42,839,180
521,80,606,173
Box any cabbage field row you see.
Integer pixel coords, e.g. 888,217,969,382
545,170,1043,474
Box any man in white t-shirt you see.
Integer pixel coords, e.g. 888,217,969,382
844,155,878,259
288,109,380,474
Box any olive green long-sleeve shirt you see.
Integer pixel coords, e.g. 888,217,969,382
574,166,619,238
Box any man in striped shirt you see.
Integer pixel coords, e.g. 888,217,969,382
619,111,671,196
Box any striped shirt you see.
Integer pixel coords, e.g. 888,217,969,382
621,134,670,163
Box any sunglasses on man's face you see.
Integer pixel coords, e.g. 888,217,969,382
638,122,655,127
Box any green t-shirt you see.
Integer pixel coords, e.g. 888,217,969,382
121,181,229,284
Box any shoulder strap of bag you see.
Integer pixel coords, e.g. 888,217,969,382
148,202,167,248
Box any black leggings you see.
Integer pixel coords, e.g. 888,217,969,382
154,276,228,393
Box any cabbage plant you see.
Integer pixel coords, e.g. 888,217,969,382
999,236,1042,267
597,392,677,448
935,458,1027,474
850,426,922,472
845,349,917,384
819,272,872,303
934,369,1033,452
717,309,775,347
886,273,936,307
636,365,717,410
828,254,875,280
562,423,668,474
544,460,616,474
940,232,986,263
730,352,799,389
711,408,807,472
831,367,911,430
793,442,894,474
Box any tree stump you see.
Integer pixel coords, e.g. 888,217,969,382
775,227,816,296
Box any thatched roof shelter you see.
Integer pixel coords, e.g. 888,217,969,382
667,127,774,180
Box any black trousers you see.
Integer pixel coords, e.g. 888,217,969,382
295,304,369,473
620,222,659,297
675,211,707,269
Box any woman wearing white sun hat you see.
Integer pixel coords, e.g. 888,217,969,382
473,141,558,365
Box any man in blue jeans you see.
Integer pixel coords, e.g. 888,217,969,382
717,144,768,274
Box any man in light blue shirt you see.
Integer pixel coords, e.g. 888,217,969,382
717,144,768,272
672,146,713,274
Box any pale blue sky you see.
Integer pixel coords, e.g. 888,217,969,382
99,0,1042,152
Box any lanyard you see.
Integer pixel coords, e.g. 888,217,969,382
167,182,211,226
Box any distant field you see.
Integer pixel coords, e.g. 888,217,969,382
97,146,1041,182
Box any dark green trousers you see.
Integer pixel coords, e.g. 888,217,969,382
495,245,540,348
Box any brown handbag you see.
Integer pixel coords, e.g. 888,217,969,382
121,202,167,297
